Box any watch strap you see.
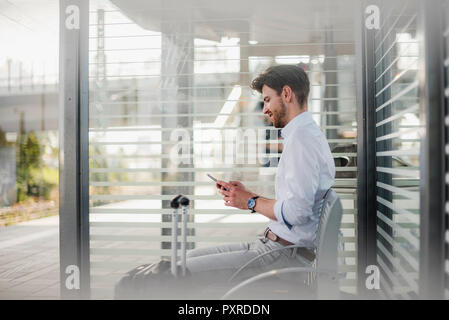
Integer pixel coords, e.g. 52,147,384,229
250,196,259,213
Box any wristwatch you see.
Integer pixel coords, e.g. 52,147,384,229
247,196,259,213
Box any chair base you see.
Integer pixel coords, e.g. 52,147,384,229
220,277,316,300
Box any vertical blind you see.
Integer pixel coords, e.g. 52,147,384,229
444,0,449,300
374,0,421,299
88,0,359,298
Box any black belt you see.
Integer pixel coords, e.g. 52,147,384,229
263,228,316,262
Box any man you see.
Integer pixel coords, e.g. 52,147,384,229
185,64,336,284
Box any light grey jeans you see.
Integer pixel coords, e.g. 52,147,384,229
183,237,313,285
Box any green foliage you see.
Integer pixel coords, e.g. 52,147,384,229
17,131,38,201
15,130,58,201
28,167,58,199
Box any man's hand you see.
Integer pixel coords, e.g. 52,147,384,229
216,180,257,210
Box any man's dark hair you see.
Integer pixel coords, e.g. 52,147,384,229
250,65,310,107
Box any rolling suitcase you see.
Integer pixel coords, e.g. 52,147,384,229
114,195,193,299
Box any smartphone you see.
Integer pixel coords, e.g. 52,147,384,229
207,173,228,191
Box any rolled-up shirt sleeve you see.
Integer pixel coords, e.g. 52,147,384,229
273,135,320,228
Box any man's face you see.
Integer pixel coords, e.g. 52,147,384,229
261,85,288,128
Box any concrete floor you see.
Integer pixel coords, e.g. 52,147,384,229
0,215,60,299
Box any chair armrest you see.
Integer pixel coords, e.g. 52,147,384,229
221,267,337,300
228,244,315,282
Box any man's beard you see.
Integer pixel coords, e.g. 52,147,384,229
272,101,288,128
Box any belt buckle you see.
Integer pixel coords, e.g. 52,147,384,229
265,229,278,242
263,228,275,243
263,228,269,238
261,228,269,243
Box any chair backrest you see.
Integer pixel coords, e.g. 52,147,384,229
314,188,343,283
312,189,343,299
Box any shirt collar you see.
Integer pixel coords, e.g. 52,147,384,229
280,111,313,139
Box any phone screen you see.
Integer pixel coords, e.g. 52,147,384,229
207,173,217,182
207,174,228,191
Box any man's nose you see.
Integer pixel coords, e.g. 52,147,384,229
262,105,269,114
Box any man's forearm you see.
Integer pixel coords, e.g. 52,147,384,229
254,197,277,221
216,179,278,221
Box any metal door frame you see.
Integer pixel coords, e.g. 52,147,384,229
59,0,90,299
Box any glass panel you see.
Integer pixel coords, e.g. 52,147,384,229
0,2,59,222
374,0,421,299
0,0,59,299
88,0,359,299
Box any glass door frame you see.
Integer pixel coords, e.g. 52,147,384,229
59,0,90,299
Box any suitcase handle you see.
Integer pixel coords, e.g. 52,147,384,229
181,205,188,277
170,195,190,277
170,195,183,209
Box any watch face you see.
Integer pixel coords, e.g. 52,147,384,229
247,198,255,209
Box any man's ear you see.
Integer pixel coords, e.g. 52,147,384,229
282,85,293,103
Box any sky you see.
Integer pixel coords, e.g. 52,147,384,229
0,0,59,79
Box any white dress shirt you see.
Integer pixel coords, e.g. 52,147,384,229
268,111,335,249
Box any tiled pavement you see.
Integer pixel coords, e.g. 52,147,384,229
0,215,60,299
0,210,266,300
0,199,357,299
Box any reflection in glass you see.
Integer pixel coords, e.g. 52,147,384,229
0,2,59,226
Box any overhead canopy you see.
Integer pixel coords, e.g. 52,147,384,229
110,0,356,55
